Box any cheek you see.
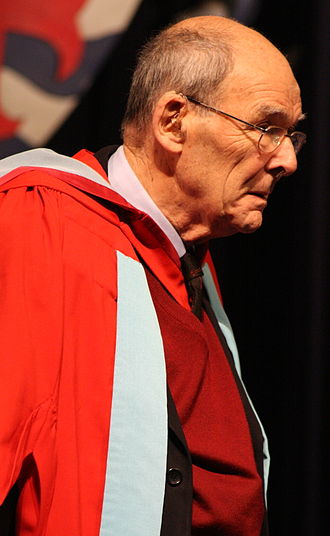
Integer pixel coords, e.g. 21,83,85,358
223,156,268,198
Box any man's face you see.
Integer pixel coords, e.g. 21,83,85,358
178,48,304,240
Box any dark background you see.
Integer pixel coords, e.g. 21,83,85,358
48,1,330,534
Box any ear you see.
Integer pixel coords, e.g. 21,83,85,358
151,92,188,153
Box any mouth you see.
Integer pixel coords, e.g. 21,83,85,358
248,191,269,201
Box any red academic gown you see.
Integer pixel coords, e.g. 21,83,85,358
0,148,195,535
0,148,269,535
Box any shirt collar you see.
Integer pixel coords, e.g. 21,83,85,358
108,146,186,258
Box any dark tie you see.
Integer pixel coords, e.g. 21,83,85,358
180,250,203,320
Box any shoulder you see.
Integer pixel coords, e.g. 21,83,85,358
0,148,110,202
0,148,143,263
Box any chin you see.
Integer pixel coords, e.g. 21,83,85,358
241,225,261,234
233,213,263,234
212,211,263,238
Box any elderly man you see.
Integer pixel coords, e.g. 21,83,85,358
0,15,305,536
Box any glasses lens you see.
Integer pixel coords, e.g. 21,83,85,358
290,131,306,154
259,128,307,154
258,127,285,153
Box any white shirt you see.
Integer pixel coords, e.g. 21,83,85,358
108,146,186,257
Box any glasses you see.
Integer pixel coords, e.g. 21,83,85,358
183,94,306,155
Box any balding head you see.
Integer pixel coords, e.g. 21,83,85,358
121,16,303,242
122,17,236,141
122,16,298,144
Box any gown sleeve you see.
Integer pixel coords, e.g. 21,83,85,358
0,181,64,506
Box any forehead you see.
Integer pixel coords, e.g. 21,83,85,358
219,43,303,124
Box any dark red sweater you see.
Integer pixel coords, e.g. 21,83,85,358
147,269,266,535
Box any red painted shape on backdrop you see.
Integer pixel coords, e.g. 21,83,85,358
0,1,86,138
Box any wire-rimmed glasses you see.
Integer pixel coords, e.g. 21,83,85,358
182,94,306,155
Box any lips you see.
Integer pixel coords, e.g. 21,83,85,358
248,191,269,200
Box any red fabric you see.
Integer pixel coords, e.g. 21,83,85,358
0,179,123,534
0,153,191,534
0,155,189,311
203,250,223,302
0,151,264,534
148,270,265,535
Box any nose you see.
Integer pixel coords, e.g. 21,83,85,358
265,136,298,178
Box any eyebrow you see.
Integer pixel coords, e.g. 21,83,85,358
254,105,306,126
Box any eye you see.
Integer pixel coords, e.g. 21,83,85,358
256,121,270,130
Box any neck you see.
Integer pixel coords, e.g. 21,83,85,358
123,142,212,244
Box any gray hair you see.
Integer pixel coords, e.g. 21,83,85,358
122,25,234,137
